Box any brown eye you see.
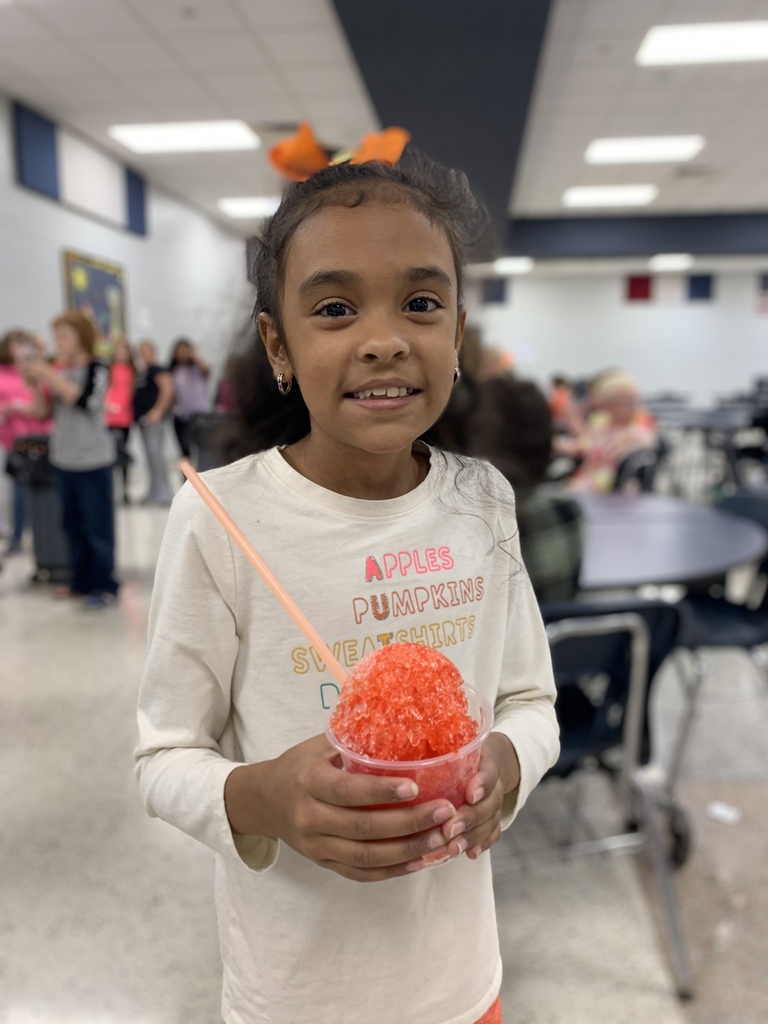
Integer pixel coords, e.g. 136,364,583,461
406,297,440,313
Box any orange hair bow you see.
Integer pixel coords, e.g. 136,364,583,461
268,122,411,182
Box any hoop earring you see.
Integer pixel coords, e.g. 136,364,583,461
453,366,461,384
276,372,293,395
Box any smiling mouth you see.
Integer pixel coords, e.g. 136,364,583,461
348,387,419,400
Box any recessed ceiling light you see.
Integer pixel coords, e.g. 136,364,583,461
217,197,282,218
637,22,768,65
585,136,704,164
562,185,658,208
108,121,260,154
648,253,694,272
493,257,534,275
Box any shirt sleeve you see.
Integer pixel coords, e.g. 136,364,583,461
485,475,561,828
74,362,109,414
134,484,278,873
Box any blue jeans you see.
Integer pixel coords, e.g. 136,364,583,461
12,479,27,546
54,465,118,596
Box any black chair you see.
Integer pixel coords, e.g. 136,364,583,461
537,597,693,999
669,491,768,792
613,439,669,493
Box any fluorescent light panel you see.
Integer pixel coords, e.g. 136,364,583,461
585,136,704,164
562,185,658,208
218,197,282,218
648,253,694,272
108,121,260,154
493,256,533,275
637,22,768,65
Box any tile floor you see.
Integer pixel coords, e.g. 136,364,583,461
0,497,766,1023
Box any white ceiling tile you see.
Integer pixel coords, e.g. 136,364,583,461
126,73,212,102
204,70,291,101
233,0,334,30
138,98,228,120
88,36,181,74
169,33,266,70
26,0,146,38
127,0,244,34
261,27,352,66
224,97,304,124
281,64,363,95
0,4,53,40
0,40,94,76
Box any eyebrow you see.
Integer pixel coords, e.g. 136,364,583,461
297,265,453,298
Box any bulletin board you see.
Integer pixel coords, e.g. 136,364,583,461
63,250,127,357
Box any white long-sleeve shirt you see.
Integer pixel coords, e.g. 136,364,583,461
135,445,559,1024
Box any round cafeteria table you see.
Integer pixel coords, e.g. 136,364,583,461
575,492,768,591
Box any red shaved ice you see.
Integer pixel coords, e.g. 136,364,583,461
329,642,478,761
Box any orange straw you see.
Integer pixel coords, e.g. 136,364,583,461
179,459,347,686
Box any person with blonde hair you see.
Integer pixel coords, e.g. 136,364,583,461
21,310,118,607
555,369,657,492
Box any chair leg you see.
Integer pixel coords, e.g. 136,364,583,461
665,649,706,797
633,768,694,999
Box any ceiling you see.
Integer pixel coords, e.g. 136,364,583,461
2,0,768,258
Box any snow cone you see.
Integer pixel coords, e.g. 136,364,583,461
326,643,492,808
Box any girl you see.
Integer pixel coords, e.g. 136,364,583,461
105,336,136,504
135,156,559,1024
168,336,211,459
22,310,118,606
0,329,52,555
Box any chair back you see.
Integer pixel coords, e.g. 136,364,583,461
539,598,681,778
718,489,768,586
613,439,669,493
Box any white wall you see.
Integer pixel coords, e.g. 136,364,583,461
0,94,253,368
468,272,768,405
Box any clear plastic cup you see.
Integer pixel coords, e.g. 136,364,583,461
325,687,493,808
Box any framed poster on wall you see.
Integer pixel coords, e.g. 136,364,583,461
63,250,127,357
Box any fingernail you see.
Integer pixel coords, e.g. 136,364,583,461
427,831,447,851
432,804,455,825
454,837,469,855
471,787,485,805
470,845,483,858
396,781,419,800
406,859,425,872
447,821,466,841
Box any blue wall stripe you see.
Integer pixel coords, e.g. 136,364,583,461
13,102,59,200
505,214,768,258
125,168,146,235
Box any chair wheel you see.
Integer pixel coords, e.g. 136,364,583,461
668,806,692,868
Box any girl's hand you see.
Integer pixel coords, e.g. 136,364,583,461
435,733,521,865
224,733,461,883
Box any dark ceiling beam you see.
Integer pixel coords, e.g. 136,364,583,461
332,0,553,251
505,214,768,258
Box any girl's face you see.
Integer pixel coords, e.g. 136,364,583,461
175,342,192,363
54,324,85,362
261,201,464,462
113,340,130,363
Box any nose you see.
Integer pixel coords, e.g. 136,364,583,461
357,311,411,363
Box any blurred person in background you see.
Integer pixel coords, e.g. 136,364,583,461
425,324,483,453
0,329,52,555
555,369,657,492
21,310,118,607
133,340,175,506
105,336,136,505
468,376,584,602
548,374,578,435
168,337,211,459
214,354,240,414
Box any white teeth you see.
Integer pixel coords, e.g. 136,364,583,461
351,387,415,399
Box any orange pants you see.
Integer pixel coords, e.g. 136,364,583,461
474,995,502,1024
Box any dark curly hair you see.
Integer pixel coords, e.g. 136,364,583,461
219,154,489,459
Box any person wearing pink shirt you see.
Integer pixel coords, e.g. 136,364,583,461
0,329,52,555
105,337,136,504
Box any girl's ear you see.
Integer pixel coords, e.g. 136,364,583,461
454,307,467,356
258,313,293,378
